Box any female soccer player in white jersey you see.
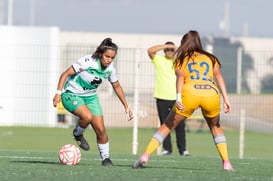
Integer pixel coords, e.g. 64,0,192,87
133,30,233,171
53,38,133,166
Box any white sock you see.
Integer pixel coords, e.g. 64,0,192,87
73,124,85,136
97,142,110,160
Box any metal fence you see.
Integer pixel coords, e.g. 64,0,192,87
0,44,272,134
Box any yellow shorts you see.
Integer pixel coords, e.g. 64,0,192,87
173,92,220,118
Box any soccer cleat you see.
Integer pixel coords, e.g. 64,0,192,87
161,150,171,156
223,160,234,171
73,129,90,151
180,150,191,157
101,158,113,166
132,153,150,169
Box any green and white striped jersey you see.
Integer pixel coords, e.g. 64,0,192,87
63,54,117,96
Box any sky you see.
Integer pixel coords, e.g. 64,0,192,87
1,0,273,38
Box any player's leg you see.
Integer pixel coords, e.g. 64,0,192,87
172,92,198,156
72,105,93,151
202,95,233,171
205,115,233,171
133,111,186,168
91,115,113,166
84,95,113,166
61,92,91,151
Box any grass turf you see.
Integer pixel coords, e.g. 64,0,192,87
0,126,272,180
0,150,272,181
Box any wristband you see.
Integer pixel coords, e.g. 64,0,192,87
56,90,62,95
176,93,181,102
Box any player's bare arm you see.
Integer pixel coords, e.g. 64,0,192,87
213,65,231,113
111,81,133,120
53,66,75,107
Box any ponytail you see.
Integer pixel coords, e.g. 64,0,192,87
92,38,118,59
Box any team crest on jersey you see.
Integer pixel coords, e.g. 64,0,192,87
72,100,78,105
104,71,111,79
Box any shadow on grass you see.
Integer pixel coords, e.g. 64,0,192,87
10,160,60,165
114,163,204,171
10,160,207,171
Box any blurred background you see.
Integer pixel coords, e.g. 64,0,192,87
0,0,272,159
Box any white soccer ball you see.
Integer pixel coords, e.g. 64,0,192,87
59,144,81,165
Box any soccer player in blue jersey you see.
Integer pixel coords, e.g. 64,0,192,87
53,38,133,166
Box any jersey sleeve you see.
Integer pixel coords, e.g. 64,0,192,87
108,65,118,83
151,54,160,64
72,55,92,73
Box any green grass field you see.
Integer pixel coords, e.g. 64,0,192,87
0,127,272,181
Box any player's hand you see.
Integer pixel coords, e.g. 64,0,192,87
175,101,184,111
223,100,231,113
166,44,177,50
175,93,184,111
125,107,133,121
53,94,61,107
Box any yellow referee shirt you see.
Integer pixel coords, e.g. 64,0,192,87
152,54,176,100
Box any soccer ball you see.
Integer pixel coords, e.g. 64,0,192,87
59,144,81,165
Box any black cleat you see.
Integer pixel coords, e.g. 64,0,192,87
73,129,90,151
101,158,113,166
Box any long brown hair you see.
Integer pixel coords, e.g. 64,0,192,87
174,30,221,68
92,38,118,59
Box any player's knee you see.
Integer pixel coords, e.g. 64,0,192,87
80,114,93,123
